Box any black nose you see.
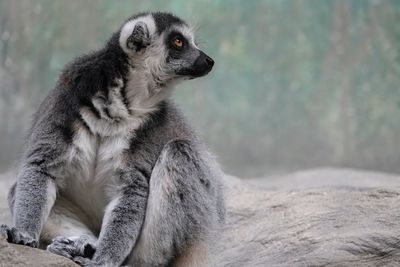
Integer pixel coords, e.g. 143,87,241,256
183,51,215,78
205,55,214,67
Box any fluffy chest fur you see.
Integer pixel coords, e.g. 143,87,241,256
62,75,157,227
63,127,130,228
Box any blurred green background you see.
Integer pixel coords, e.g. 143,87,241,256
1,0,400,177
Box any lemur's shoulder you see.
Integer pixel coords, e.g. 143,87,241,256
57,44,128,93
127,99,200,151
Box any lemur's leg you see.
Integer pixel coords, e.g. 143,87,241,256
1,166,57,248
43,196,97,259
128,140,220,267
73,170,149,267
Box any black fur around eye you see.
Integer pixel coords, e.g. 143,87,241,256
170,34,186,50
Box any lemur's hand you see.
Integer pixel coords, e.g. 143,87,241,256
47,235,96,260
0,224,38,247
73,256,105,267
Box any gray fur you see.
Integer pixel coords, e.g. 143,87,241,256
1,12,224,267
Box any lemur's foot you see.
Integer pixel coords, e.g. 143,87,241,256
0,224,38,247
47,235,96,260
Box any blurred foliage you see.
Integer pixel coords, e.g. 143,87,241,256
1,0,400,177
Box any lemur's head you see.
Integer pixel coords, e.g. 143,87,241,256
118,12,214,85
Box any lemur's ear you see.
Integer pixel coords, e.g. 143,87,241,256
126,22,151,52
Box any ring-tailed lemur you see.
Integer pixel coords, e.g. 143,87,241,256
0,12,225,267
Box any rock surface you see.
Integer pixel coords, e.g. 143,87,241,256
2,168,400,266
0,238,78,267
0,172,79,267
216,171,400,266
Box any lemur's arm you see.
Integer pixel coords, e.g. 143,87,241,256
74,170,149,267
72,20,153,267
13,166,57,241
1,127,64,247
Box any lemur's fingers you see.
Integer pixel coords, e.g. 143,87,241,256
73,256,99,267
73,256,90,266
47,242,76,259
47,235,96,260
0,224,10,241
127,21,150,52
0,224,38,248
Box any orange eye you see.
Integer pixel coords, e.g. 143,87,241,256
173,38,184,49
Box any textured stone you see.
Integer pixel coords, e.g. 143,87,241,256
2,169,400,266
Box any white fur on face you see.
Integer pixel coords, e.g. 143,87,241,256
118,14,176,101
172,24,197,48
119,14,198,85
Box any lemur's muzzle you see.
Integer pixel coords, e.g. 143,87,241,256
188,51,215,78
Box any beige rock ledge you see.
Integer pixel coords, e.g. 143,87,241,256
2,168,400,266
0,238,78,267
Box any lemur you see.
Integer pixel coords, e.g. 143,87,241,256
0,12,225,267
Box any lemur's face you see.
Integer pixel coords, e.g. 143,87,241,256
119,12,214,84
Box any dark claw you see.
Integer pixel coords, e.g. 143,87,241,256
27,240,38,248
83,243,96,258
5,228,13,243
